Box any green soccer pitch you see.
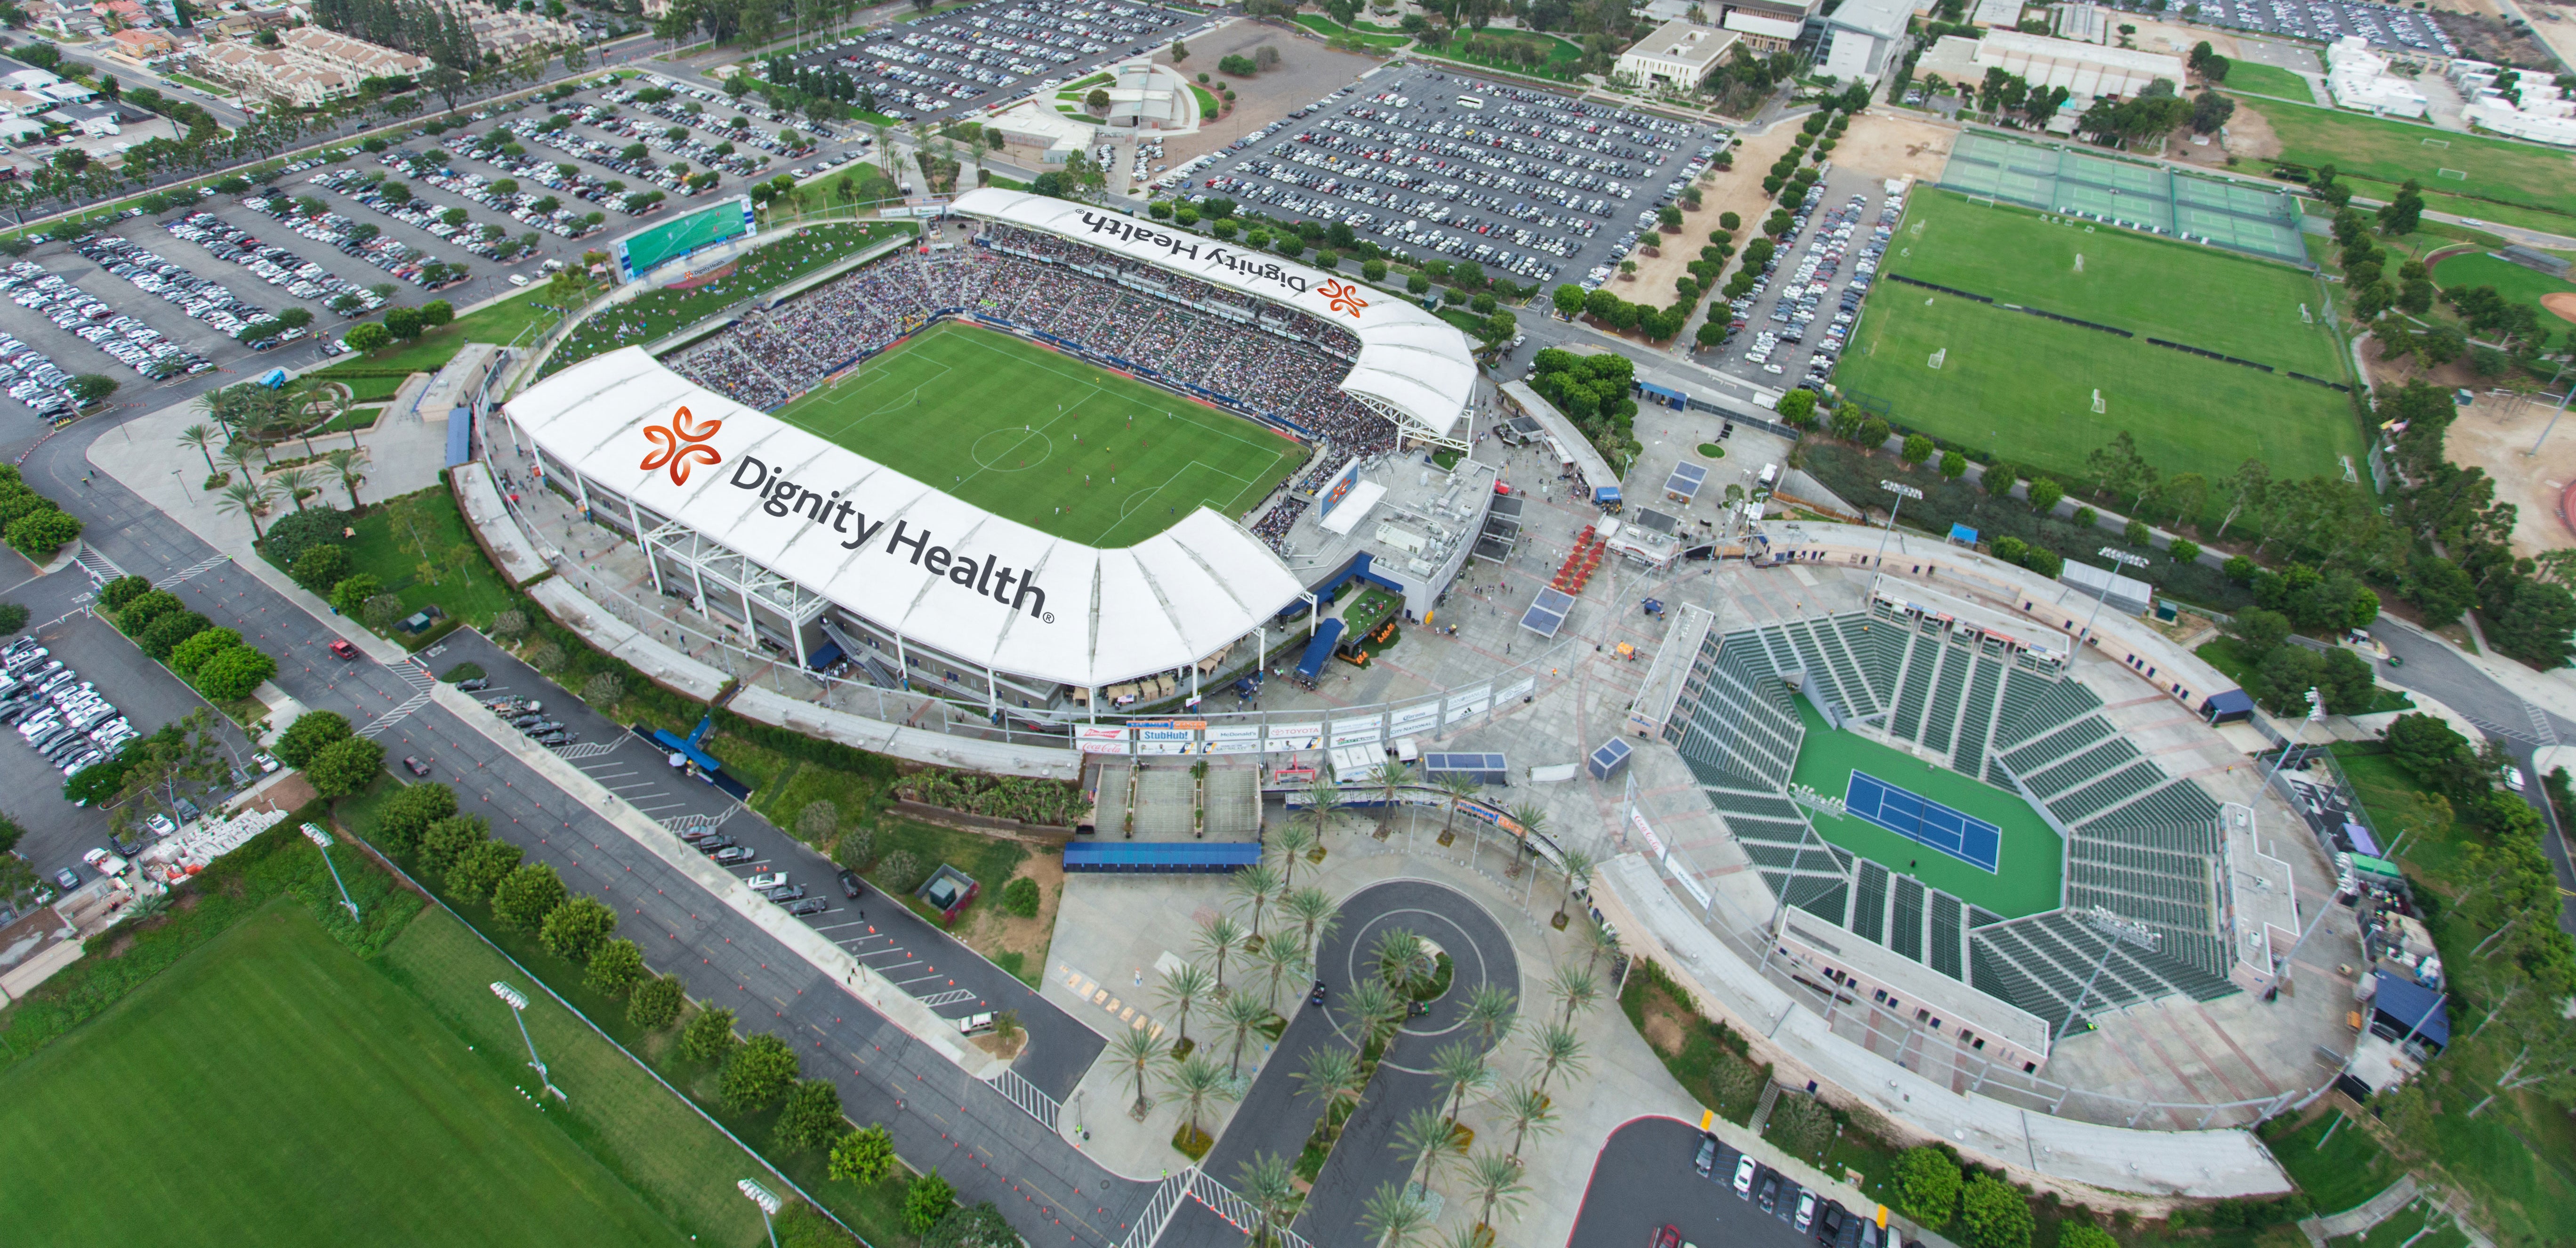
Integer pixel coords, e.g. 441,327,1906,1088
771,321,1309,548
1787,696,2063,918
0,906,686,1247
1835,191,2365,490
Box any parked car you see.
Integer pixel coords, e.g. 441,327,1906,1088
1651,1226,1681,1248
402,755,432,777
251,750,281,773
693,835,735,854
146,812,177,837
1732,1156,1757,1197
787,896,829,916
1692,1133,1717,1177
765,884,806,902
54,866,78,890
712,844,756,865
327,639,360,660
837,868,863,899
745,872,787,891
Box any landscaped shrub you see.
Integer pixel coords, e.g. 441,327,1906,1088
891,771,1084,826
115,590,183,635
167,627,242,678
272,710,354,767
259,504,349,566
289,543,351,593
192,645,277,701
1000,876,1042,918
137,611,210,660
95,575,151,610
372,781,457,854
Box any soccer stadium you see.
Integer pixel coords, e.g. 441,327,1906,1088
499,189,1478,715
1661,586,2249,1069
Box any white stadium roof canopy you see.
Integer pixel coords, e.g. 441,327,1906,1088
504,346,1310,689
950,187,1478,443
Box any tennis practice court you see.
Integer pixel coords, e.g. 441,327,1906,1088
1848,771,2004,872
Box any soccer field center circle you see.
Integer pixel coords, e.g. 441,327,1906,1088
499,188,1481,697
968,427,1054,472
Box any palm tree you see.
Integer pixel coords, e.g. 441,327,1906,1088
1283,886,1338,953
1345,976,1403,1050
1375,927,1431,996
1156,962,1216,1057
1429,1039,1492,1129
1506,802,1549,879
1360,1183,1432,1248
1549,964,1601,1026
1198,915,1248,995
217,477,275,540
1305,772,1341,846
1554,847,1597,927
1577,917,1624,979
217,438,260,484
1161,1053,1237,1151
1271,822,1315,891
1233,1153,1304,1248
1462,984,1518,1054
1434,771,1480,845
1371,757,1413,835
1110,1024,1167,1119
270,464,319,511
1292,1045,1366,1121
1252,933,1309,1017
177,423,220,476
1392,1104,1457,1199
1461,1150,1531,1233
1528,1021,1587,1097
1494,1079,1560,1161
1231,861,1281,942
323,447,371,511
1220,989,1269,1079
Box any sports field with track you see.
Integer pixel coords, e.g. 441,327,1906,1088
1835,191,2365,491
772,321,1308,547
1788,697,2062,918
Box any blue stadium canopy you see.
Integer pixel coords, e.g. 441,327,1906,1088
1063,841,1264,873
1425,753,1509,785
2372,971,2449,1048
1520,587,1575,638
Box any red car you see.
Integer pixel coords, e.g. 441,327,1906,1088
1651,1226,1681,1248
328,639,360,661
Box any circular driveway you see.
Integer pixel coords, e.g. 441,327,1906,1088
1315,877,1521,1059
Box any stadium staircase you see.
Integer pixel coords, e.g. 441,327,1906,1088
1662,606,2246,1028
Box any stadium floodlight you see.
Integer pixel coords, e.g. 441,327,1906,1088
740,1179,784,1248
1870,479,1924,574
299,822,359,922
2076,546,2150,647
2055,905,2160,1043
491,981,565,1102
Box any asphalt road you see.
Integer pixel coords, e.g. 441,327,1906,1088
1568,1117,1866,1248
18,419,1154,1247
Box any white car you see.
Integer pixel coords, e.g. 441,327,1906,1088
507,273,531,286
745,871,788,891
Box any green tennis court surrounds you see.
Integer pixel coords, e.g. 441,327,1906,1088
1835,190,2365,489
770,321,1308,548
1937,132,2308,262
1787,696,2063,918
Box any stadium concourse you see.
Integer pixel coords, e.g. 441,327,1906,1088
499,189,1478,718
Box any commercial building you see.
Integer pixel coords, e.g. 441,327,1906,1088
2325,35,2428,119
1914,30,2185,100
2451,58,2576,147
1717,0,1812,54
1814,0,1912,83
1612,19,1741,91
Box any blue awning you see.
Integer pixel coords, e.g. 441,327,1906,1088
2372,971,2449,1047
1636,381,1686,402
445,408,474,468
1949,523,1979,544
807,640,845,671
1063,841,1264,873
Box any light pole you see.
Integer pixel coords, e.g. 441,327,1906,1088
1870,479,1923,572
2525,388,2573,457
491,981,564,1102
301,822,359,922
2256,688,2325,809
740,1178,784,1248
2055,905,2160,1044
2077,545,2149,647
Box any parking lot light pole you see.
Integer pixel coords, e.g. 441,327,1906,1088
1871,480,1923,572
739,1179,784,1248
491,982,564,1102
2077,546,2149,646
299,822,359,922
2055,905,2160,1045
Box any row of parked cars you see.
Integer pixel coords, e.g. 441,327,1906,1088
234,189,459,289
1,640,137,790
1,258,215,382
478,692,578,749
1690,1131,1888,1248
1726,186,1900,393
796,0,1184,120
162,212,388,316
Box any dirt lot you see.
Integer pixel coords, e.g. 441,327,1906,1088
1620,124,1798,300
1149,19,1387,167
2440,392,2576,556
2218,99,2284,162
1832,112,1959,184
949,845,1063,986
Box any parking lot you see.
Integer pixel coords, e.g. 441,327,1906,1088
2107,0,2455,55
1709,170,1903,395
1570,1117,1897,1248
776,0,1199,124
1175,67,1724,291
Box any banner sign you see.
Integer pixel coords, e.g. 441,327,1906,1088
1387,702,1441,738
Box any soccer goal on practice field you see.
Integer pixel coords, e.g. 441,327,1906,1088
2092,389,2106,414
1928,348,1947,369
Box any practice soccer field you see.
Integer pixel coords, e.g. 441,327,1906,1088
1788,697,2062,918
0,905,688,1247
2234,97,2576,219
1836,192,2365,492
773,321,1308,547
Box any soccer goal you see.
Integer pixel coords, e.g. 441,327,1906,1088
2439,168,2469,180
2092,389,2106,414
2421,137,2451,148
1965,194,1998,208
2301,303,2314,324
1928,348,1947,369
2073,253,2085,273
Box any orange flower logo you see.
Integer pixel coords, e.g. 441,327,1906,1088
640,405,722,486
1320,278,1368,318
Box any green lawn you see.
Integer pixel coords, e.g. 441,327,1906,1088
1191,84,1222,122
0,902,695,1248
1292,15,1414,46
1786,695,2063,918
2220,63,2313,103
323,286,568,381
1416,32,1586,81
2428,251,2576,319
2233,96,2576,219
282,484,519,647
772,321,1305,547
2260,1110,2406,1215
545,220,915,378
1881,192,2343,373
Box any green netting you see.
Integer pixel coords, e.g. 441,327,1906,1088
1936,132,2307,264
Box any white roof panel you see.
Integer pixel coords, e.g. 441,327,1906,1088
950,188,1477,440
505,347,1306,689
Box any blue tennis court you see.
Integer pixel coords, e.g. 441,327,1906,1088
1846,771,2003,873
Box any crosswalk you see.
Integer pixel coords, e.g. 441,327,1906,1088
357,662,438,738
70,542,123,585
